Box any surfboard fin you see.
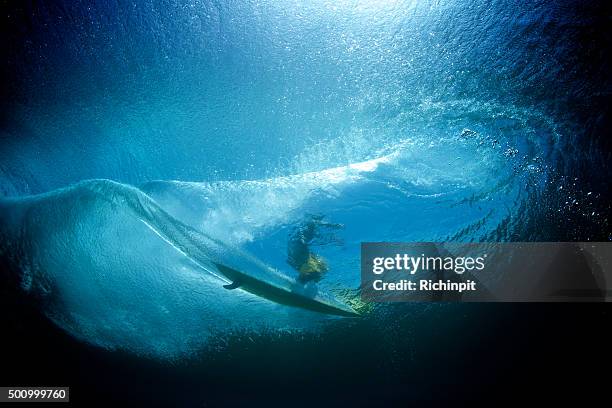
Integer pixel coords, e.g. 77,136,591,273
223,280,241,290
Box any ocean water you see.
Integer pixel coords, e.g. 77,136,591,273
0,0,610,405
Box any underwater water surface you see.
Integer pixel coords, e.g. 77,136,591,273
0,0,610,403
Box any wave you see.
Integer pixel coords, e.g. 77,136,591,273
0,179,355,358
0,138,543,358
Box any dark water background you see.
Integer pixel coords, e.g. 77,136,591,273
1,0,610,406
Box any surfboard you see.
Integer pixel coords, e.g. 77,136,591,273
214,262,360,317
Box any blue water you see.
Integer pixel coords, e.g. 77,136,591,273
1,0,609,360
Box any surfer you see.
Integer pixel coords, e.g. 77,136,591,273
287,215,343,284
